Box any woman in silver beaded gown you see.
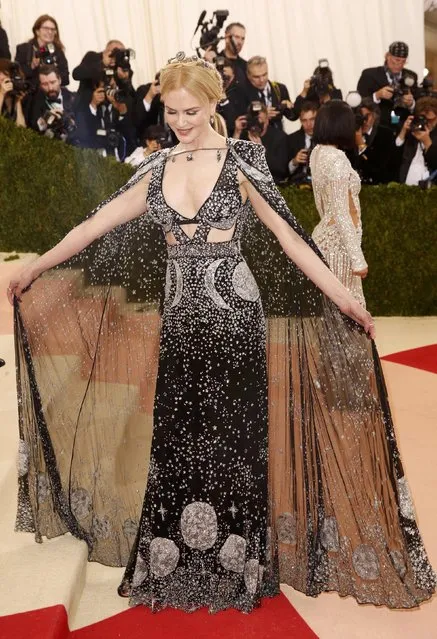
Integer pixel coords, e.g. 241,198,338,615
311,101,368,307
9,55,435,614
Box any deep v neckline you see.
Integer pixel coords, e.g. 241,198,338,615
160,144,230,222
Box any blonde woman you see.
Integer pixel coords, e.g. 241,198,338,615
8,54,435,614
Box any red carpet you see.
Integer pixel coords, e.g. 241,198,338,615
0,595,318,639
381,343,437,374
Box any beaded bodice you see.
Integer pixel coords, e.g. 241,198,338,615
146,142,247,245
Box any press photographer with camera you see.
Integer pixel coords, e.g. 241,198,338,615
0,58,27,127
217,22,248,87
28,65,76,141
357,41,417,132
73,40,136,105
294,60,342,115
73,74,135,160
124,124,168,167
395,96,437,185
287,102,318,184
15,15,69,90
233,100,290,183
354,97,398,184
244,56,297,129
133,70,164,142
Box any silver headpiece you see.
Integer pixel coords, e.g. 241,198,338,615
167,51,214,69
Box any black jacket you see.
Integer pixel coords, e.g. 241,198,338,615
28,87,76,132
133,83,163,141
287,128,311,183
73,101,136,159
15,39,69,88
244,81,297,128
399,126,437,183
240,128,291,183
357,66,418,129
358,124,399,184
0,26,11,59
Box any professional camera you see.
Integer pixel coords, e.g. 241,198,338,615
40,109,76,140
417,75,437,98
9,62,30,96
246,100,263,135
309,59,333,99
109,47,135,71
392,72,415,108
102,68,128,104
194,9,229,53
410,115,428,133
106,127,122,151
35,43,57,66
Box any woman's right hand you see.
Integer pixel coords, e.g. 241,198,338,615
0,77,13,96
7,266,38,305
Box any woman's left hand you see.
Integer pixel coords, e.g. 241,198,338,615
339,298,375,338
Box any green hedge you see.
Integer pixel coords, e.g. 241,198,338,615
1,118,436,315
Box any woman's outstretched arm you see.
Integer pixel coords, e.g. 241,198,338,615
241,175,375,338
7,175,150,304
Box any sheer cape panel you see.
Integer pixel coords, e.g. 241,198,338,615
14,140,436,608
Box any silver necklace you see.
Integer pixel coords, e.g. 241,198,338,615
170,148,224,163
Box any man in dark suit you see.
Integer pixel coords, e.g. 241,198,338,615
133,71,164,142
233,102,291,183
217,22,248,87
287,102,318,184
28,65,76,140
357,41,417,131
355,97,398,184
396,96,437,184
73,77,135,160
243,56,297,130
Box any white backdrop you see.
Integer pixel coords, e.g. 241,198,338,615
0,0,425,121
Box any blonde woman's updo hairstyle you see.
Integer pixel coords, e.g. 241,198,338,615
160,52,225,133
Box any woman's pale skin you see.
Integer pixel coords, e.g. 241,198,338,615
7,86,375,338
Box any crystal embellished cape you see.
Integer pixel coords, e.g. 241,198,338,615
14,139,435,609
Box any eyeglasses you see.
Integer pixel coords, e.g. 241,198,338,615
40,26,57,32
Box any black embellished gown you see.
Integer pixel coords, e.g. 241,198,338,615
120,148,274,611
14,139,436,615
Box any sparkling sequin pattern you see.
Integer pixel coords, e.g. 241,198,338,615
310,145,367,306
119,142,276,612
13,139,435,615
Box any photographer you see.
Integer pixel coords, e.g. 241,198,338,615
73,40,135,104
294,60,342,115
0,59,27,127
134,71,165,142
287,102,317,184
73,75,135,160
396,96,437,185
357,41,417,131
217,22,248,87
15,15,69,90
28,65,76,141
354,98,398,184
213,56,247,136
233,101,290,183
244,56,297,130
124,124,167,167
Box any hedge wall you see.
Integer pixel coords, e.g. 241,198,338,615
1,118,436,315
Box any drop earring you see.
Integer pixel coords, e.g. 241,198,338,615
210,115,215,126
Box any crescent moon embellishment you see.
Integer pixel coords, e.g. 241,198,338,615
204,259,232,310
